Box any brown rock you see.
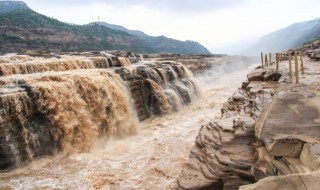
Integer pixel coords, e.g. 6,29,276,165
240,171,320,190
300,143,320,171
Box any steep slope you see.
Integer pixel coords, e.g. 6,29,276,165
248,17,320,54
95,22,212,54
0,0,28,13
0,4,153,54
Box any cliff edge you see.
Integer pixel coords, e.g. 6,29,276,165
177,58,320,189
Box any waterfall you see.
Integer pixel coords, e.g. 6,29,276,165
0,56,111,76
0,70,138,168
0,53,201,169
117,57,132,67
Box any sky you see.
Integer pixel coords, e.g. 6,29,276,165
22,0,320,54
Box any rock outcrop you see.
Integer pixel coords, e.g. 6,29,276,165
177,67,279,189
178,60,320,190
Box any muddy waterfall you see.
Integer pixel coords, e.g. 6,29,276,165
0,52,201,169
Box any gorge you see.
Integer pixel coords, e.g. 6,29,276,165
0,51,254,189
1,1,320,189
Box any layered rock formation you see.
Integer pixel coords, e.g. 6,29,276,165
177,60,320,189
0,51,200,170
177,67,279,189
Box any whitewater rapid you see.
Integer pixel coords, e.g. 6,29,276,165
0,60,257,190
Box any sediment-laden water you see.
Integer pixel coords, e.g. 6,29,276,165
0,56,256,190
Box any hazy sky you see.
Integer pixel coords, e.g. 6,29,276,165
23,0,320,54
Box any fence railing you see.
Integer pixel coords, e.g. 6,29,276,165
260,51,304,84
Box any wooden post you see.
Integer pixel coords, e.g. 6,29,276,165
261,52,264,68
300,52,304,74
276,53,279,70
269,53,272,66
294,52,299,84
288,53,292,78
265,54,269,67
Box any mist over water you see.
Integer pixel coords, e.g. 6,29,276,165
196,56,256,89
0,57,258,190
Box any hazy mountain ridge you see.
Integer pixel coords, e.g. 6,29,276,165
0,1,211,54
0,4,153,53
95,22,211,54
0,0,28,13
248,17,320,54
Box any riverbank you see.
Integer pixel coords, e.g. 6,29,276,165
177,58,320,189
0,53,255,189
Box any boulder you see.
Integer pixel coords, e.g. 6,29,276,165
247,68,282,82
256,84,320,157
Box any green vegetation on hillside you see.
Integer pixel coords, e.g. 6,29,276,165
0,1,211,54
95,22,212,54
248,18,320,54
303,36,320,45
0,8,153,53
0,1,28,13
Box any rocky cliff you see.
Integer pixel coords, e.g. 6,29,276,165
0,51,201,170
177,59,320,189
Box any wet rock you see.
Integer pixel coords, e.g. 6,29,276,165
116,61,200,121
241,81,250,89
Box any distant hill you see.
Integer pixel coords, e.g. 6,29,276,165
247,18,320,54
0,1,211,54
95,22,212,54
0,0,28,13
95,22,150,39
0,3,153,53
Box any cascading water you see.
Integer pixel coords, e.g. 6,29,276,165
0,53,257,190
0,56,110,76
0,54,201,170
0,70,138,168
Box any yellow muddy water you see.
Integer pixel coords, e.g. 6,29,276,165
0,63,257,190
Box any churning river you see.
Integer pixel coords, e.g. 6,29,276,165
0,59,257,190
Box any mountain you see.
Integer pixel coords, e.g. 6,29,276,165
95,22,212,54
0,3,153,53
95,22,149,39
0,1,211,54
248,18,320,54
0,0,28,13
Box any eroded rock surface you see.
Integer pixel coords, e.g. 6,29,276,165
177,67,279,190
178,60,320,190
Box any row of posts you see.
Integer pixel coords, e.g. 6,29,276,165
260,52,304,84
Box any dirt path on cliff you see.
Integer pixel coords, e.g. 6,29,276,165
279,58,320,87
0,63,257,190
